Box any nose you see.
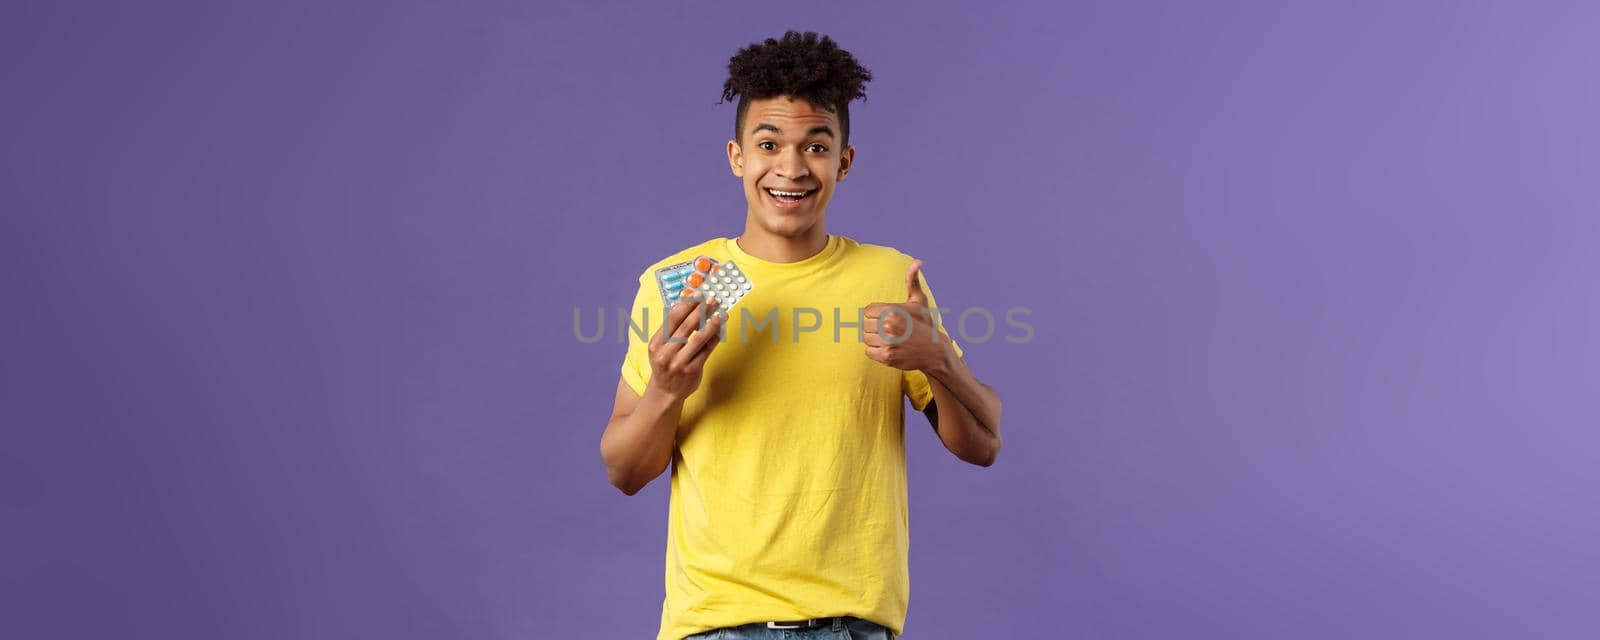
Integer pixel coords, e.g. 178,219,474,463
774,147,810,181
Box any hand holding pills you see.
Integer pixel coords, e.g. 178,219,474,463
863,259,953,373
646,296,725,401
642,254,754,400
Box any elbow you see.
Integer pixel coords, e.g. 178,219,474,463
604,459,648,496
607,468,640,495
970,436,1002,468
600,444,642,496
613,479,643,496
604,467,636,496
969,397,1002,468
601,447,662,496
981,406,1003,466
941,419,1002,468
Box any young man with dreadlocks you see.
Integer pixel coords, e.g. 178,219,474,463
599,31,1004,640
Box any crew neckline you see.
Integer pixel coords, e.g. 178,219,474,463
725,234,844,272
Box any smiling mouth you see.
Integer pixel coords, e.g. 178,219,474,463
763,187,816,208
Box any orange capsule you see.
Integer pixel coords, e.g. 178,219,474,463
680,287,696,299
694,257,713,272
687,273,705,287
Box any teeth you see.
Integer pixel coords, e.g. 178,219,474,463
767,189,808,197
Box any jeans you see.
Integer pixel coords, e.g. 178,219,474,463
683,616,895,640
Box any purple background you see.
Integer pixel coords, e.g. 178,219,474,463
5,1,1598,638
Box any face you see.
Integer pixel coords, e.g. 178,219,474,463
726,96,855,239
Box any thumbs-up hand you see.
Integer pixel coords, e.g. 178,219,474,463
863,259,953,372
903,258,930,306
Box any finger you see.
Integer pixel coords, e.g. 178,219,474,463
657,299,714,365
652,300,693,351
673,315,723,370
863,332,889,348
649,314,666,351
670,312,724,369
864,302,888,319
870,305,915,337
866,316,914,340
662,302,703,347
658,299,700,345
864,344,892,364
686,337,717,371
668,297,718,343
905,259,928,305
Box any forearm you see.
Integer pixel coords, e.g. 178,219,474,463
599,385,684,495
925,352,1003,466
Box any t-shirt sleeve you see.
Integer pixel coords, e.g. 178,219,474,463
903,269,965,412
619,273,661,396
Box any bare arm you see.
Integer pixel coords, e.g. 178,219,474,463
865,258,1003,468
599,378,684,495
599,297,723,495
922,352,1003,467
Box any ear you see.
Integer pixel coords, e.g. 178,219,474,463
727,139,744,178
837,144,855,181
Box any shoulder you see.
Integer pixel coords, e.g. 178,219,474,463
633,238,729,283
836,236,918,268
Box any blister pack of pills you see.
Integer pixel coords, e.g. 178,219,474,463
653,255,755,318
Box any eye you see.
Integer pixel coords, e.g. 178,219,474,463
807,143,828,153
758,141,775,151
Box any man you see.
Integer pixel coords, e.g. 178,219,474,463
599,31,1003,640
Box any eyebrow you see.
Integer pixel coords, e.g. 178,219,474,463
752,123,835,139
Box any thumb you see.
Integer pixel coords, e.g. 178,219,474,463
905,259,928,305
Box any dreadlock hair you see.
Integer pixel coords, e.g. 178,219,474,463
720,31,873,147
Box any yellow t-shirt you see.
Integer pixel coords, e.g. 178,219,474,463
619,235,963,640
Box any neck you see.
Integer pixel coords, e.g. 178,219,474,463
736,220,829,263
